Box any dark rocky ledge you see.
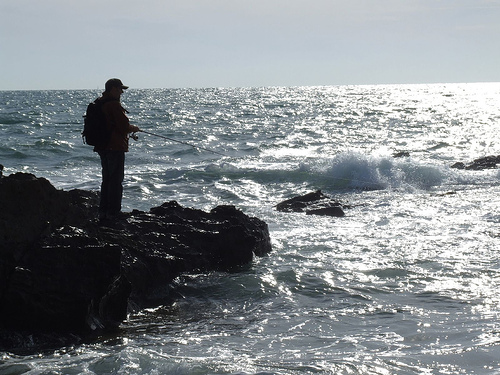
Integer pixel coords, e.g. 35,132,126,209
451,155,500,170
275,190,349,217
0,173,271,347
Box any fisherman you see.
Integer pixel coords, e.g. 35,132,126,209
95,78,140,221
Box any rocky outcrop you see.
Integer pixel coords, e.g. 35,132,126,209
275,190,348,217
451,155,500,170
0,173,272,341
393,151,410,158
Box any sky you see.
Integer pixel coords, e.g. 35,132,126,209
1,0,499,90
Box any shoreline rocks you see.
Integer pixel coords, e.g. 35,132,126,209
275,190,348,217
451,155,500,170
0,173,272,348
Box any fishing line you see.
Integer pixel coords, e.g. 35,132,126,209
137,130,226,156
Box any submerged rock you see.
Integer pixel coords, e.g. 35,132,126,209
275,190,347,217
393,151,410,158
0,173,272,344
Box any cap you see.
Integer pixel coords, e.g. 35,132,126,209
105,78,129,92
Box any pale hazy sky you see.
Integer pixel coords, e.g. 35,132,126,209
1,0,499,90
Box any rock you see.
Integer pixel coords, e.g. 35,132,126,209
276,190,347,217
431,191,457,197
110,202,272,307
0,173,272,344
451,162,466,169
2,244,124,332
393,151,410,158
451,155,500,170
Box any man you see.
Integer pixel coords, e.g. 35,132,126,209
95,78,140,221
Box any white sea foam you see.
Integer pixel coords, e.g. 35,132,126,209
297,150,451,192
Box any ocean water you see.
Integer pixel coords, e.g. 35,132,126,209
1,83,500,374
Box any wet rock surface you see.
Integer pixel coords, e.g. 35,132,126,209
451,155,500,170
0,173,272,347
275,190,348,217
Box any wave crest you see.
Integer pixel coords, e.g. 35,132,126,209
301,151,446,191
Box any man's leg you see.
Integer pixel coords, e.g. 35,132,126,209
106,151,125,216
98,151,110,219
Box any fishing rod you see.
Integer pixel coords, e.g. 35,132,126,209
137,130,226,156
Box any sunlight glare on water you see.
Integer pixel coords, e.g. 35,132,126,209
1,83,500,374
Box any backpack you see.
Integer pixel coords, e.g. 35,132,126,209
82,98,112,147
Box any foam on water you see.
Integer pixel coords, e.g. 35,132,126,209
297,151,447,191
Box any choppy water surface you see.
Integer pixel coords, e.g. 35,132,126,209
1,83,500,374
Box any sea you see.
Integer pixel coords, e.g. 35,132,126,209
1,83,500,374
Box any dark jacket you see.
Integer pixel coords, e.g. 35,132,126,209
99,93,135,152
